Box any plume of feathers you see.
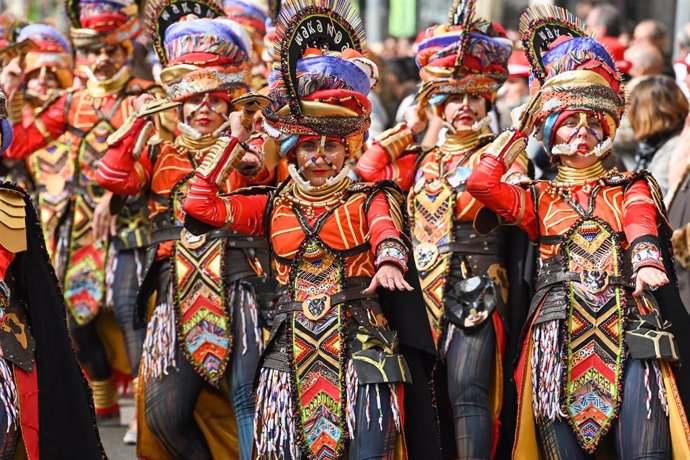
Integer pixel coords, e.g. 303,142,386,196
519,4,588,84
272,0,366,117
144,0,224,64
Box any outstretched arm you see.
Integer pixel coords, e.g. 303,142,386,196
623,178,670,295
363,190,412,293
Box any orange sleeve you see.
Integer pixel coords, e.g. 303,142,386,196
466,155,539,241
6,95,68,159
185,175,268,236
356,145,417,192
367,191,408,271
623,179,659,242
96,119,153,195
623,178,665,272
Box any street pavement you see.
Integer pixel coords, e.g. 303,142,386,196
99,396,136,459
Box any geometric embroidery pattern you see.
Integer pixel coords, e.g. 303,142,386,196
291,239,345,460
563,218,624,453
410,179,455,348
173,237,231,385
63,193,107,325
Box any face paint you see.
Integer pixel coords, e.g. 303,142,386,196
297,136,340,175
563,112,603,144
184,93,228,123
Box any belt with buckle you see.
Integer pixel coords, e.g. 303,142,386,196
151,226,268,249
276,286,376,321
536,270,633,293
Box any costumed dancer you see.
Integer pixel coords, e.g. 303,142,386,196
357,1,527,457
466,5,690,458
0,19,33,191
223,0,270,91
11,24,75,266
0,88,104,458
97,1,271,457
3,0,163,422
183,0,414,458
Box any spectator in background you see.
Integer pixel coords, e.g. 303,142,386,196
573,0,604,21
586,3,623,38
367,53,390,138
625,42,665,78
383,57,420,123
495,50,530,130
674,23,690,93
628,75,689,194
633,19,675,76
381,36,398,59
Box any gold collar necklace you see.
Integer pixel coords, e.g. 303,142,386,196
546,161,615,196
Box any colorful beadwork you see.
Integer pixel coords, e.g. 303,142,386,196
291,239,346,460
410,173,455,347
63,194,107,325
562,218,624,453
173,236,232,385
631,241,663,271
29,139,74,260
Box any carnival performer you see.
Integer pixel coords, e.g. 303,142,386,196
9,24,74,267
0,89,104,459
0,19,32,191
223,0,270,91
466,5,690,458
183,0,413,458
2,0,163,423
356,1,527,457
97,1,271,457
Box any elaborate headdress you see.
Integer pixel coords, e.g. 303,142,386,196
145,0,251,101
415,0,512,106
17,24,73,89
223,0,267,43
0,14,27,48
67,0,141,48
519,4,625,156
261,0,378,161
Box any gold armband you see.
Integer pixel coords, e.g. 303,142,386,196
376,123,415,160
107,114,138,145
197,137,246,187
6,91,23,125
482,130,528,169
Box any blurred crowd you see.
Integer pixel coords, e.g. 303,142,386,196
361,3,690,194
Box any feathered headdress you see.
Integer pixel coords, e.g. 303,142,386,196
67,0,142,48
519,4,625,153
18,24,73,89
261,0,378,161
145,0,251,101
415,0,512,105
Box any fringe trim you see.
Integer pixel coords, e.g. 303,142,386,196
236,281,265,355
254,368,299,459
139,289,177,382
652,360,669,416
644,361,653,419
0,359,18,433
441,322,457,358
390,383,402,433
105,244,117,309
346,359,358,438
532,320,565,421
134,248,145,284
